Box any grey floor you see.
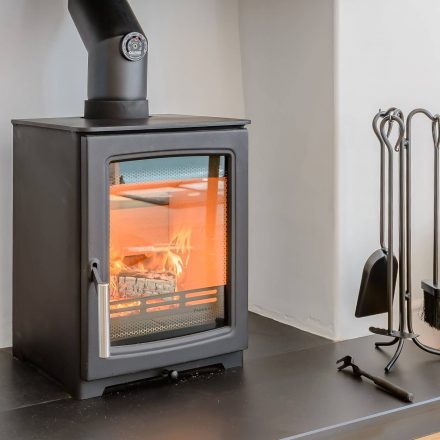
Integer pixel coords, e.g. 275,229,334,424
1,313,440,440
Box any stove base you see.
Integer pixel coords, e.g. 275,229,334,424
72,351,243,399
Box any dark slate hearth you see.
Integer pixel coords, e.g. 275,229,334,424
2,313,440,440
0,348,68,412
297,400,440,440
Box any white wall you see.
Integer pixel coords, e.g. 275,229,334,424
3,0,439,347
239,0,440,342
336,0,440,343
239,0,337,338
0,0,85,348
0,0,245,348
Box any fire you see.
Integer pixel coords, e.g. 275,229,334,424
110,228,191,299
163,229,191,277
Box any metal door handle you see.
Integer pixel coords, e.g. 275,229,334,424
90,261,110,359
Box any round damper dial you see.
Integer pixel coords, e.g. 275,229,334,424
121,32,148,61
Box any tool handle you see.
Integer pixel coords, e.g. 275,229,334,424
372,108,400,250
372,376,413,402
433,118,440,283
380,115,404,332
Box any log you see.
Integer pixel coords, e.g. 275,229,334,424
118,271,176,298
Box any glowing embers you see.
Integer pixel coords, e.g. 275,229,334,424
184,289,219,306
109,300,141,318
185,298,218,306
185,289,217,298
109,287,222,320
146,303,180,313
110,300,141,309
145,294,180,313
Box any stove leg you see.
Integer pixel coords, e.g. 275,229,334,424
220,351,243,370
73,381,108,400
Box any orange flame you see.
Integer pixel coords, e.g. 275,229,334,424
110,229,191,299
163,229,191,277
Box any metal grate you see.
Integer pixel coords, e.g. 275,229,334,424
110,286,224,342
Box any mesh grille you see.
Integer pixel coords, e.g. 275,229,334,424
115,156,226,184
111,292,224,342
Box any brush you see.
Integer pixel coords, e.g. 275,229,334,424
422,117,440,329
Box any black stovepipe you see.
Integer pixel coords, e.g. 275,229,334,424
68,0,149,119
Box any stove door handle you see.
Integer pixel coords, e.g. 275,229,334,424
90,261,111,359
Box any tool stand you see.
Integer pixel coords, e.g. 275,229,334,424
367,108,440,372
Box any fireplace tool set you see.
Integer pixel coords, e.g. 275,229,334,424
356,107,440,373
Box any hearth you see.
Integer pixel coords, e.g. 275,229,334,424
12,0,249,399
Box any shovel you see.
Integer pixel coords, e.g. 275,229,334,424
355,110,399,318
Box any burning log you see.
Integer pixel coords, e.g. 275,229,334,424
118,271,176,298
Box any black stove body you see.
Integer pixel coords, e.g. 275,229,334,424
12,115,249,398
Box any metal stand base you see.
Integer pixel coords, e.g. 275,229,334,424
375,336,404,373
375,337,400,348
370,327,417,339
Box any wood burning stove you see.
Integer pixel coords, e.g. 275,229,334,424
11,0,249,399
12,116,249,399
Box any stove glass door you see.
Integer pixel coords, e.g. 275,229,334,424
108,155,228,346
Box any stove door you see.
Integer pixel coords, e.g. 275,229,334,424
108,154,228,346
82,129,248,380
